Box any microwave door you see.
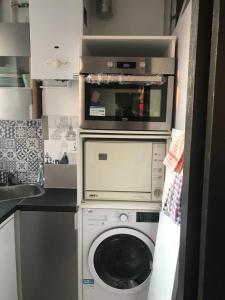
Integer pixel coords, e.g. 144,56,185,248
80,74,172,131
84,140,153,201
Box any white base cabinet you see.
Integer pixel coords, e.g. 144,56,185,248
0,215,18,300
29,0,82,80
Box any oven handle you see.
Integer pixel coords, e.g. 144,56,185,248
85,74,166,85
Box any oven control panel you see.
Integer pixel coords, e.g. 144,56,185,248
151,143,166,201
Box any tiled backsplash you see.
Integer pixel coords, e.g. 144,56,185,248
0,119,43,184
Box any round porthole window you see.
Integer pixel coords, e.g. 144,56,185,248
88,228,154,294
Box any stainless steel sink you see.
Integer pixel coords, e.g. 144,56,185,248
0,184,45,202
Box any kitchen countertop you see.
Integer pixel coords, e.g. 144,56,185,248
0,188,77,225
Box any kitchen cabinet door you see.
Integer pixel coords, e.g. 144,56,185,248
29,0,82,80
0,215,18,300
19,211,77,300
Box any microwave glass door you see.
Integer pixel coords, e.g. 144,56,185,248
85,81,168,122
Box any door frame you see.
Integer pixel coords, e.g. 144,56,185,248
197,1,225,299
176,0,214,299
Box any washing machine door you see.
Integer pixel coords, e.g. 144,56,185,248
88,227,154,294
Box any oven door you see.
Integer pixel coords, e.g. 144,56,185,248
80,75,174,131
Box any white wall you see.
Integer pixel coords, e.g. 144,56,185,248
173,2,192,130
42,81,79,166
42,81,79,116
87,0,165,36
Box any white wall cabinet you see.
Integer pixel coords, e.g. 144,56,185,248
29,0,83,80
0,215,18,300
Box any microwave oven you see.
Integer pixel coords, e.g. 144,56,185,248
79,56,175,131
84,139,166,202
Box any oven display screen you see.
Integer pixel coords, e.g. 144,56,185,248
117,62,136,69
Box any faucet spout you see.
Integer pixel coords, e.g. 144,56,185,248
37,164,45,187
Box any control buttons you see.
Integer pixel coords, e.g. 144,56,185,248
46,59,69,69
119,213,128,222
154,189,162,198
139,61,146,68
107,61,114,68
153,175,163,180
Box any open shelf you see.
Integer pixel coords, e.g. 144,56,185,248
82,36,176,58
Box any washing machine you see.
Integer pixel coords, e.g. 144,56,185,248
82,208,159,300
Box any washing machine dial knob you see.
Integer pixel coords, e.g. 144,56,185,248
119,213,128,222
154,188,162,198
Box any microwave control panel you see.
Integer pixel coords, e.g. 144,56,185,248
151,143,166,201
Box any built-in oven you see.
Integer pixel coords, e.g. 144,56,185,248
80,57,175,131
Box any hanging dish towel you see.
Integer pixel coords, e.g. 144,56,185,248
163,131,184,173
163,130,184,224
163,172,183,225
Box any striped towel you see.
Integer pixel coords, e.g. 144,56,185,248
163,172,183,225
163,132,184,173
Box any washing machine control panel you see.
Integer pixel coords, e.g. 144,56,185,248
84,209,160,227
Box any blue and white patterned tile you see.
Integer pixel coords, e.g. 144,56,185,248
37,126,43,138
26,120,38,127
1,149,9,159
28,160,39,172
7,160,16,172
15,138,27,150
15,126,27,138
17,172,28,183
16,161,28,172
38,151,44,161
26,138,40,150
0,126,6,138
16,120,27,126
0,171,8,184
27,126,37,138
0,158,9,171
4,126,15,138
0,161,4,171
27,171,38,183
0,119,43,184
2,138,16,149
5,150,16,160
8,120,16,126
16,148,28,161
0,120,10,128
27,149,39,161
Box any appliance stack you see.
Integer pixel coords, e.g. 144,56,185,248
77,36,176,300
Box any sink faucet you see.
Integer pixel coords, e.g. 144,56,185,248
37,163,45,187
